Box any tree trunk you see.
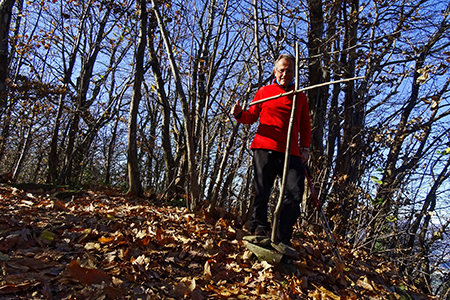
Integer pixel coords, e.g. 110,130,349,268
0,0,14,110
207,0,261,213
140,93,158,190
127,0,147,197
0,0,14,162
239,154,254,223
208,80,253,213
307,0,324,166
151,0,200,211
328,0,361,235
305,0,325,221
105,106,120,186
198,0,232,201
147,25,176,198
12,123,33,181
253,0,263,88
66,8,112,184
7,0,22,74
0,105,11,162
52,2,92,184
31,149,44,183
319,0,340,209
48,92,65,183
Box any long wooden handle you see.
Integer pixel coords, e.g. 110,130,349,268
249,76,364,107
271,44,300,243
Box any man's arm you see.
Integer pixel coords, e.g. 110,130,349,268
231,98,261,124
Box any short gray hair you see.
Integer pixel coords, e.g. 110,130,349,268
274,54,295,71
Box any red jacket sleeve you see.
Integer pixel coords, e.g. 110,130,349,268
235,89,264,124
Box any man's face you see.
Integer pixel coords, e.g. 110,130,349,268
274,58,294,87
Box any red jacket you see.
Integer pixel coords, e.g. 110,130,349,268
236,81,311,157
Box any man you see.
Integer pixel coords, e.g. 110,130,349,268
231,54,311,246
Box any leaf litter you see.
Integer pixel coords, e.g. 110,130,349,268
0,185,435,299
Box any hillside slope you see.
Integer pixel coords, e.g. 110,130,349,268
0,184,435,299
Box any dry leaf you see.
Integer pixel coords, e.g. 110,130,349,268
98,236,116,244
66,260,112,285
203,260,212,280
318,285,340,300
356,275,375,291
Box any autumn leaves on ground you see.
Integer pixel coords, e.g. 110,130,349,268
0,184,434,299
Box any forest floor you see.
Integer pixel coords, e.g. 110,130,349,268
0,183,436,299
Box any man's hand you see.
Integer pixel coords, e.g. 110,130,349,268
300,149,309,164
230,100,242,117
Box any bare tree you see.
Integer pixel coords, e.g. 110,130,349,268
48,1,91,183
127,0,147,197
370,2,450,241
151,0,202,210
147,19,177,198
0,0,16,166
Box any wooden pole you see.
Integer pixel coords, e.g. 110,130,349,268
271,43,300,243
249,76,364,107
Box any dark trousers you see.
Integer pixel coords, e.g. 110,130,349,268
251,149,305,243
